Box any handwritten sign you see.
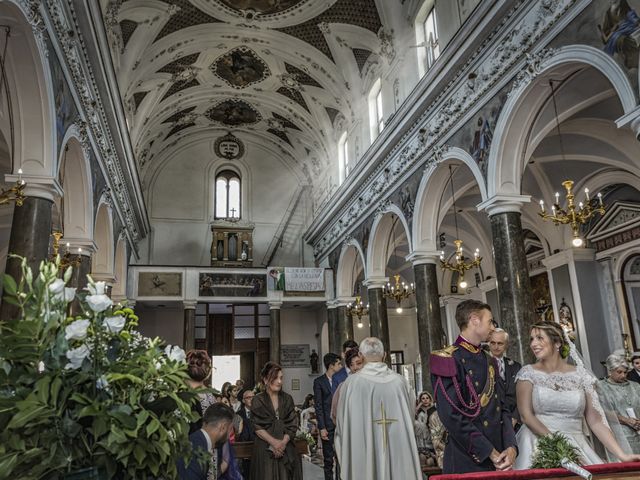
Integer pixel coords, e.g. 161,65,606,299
280,344,310,368
284,268,325,292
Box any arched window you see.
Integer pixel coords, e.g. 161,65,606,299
215,170,241,219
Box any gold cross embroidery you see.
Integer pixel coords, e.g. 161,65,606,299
374,401,397,452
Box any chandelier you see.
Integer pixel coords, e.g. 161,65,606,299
0,169,26,206
50,231,83,271
347,295,369,329
537,80,605,247
439,165,482,289
382,274,415,314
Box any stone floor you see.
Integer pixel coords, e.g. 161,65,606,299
302,457,324,479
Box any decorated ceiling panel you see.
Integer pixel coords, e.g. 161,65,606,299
104,0,388,185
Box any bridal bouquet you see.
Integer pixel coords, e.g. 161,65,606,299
0,256,199,479
531,432,591,479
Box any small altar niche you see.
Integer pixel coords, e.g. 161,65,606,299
210,221,254,267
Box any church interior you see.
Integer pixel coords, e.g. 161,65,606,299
3,0,640,420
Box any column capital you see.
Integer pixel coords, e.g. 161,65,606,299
335,296,355,307
477,194,531,216
363,276,388,289
62,238,97,256
269,301,283,310
183,300,198,310
616,104,640,138
542,247,596,269
477,278,498,293
5,174,62,202
326,300,339,309
407,250,441,266
91,274,116,285
125,299,136,309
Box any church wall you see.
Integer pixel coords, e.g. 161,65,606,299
135,303,184,348
145,138,309,266
279,306,326,405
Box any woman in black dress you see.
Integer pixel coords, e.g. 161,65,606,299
249,362,302,480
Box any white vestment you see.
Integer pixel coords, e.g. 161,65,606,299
335,362,422,480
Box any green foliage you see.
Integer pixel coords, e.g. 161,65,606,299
294,429,315,449
0,257,199,479
530,432,582,469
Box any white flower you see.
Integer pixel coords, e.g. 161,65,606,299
87,281,107,296
86,294,113,313
103,315,126,334
154,361,162,370
37,361,45,373
164,345,186,363
64,287,76,302
96,375,109,390
65,319,90,341
49,278,66,300
65,344,90,370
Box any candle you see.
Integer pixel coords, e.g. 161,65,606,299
555,192,560,205
584,188,589,201
598,192,603,206
440,251,444,260
552,205,556,215
578,202,583,209
539,199,545,212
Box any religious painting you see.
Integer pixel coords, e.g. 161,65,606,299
214,132,244,159
48,37,78,149
211,46,270,89
205,99,262,126
199,272,266,297
529,272,553,322
598,0,640,69
138,272,182,297
219,0,304,15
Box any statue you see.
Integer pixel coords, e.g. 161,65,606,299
310,349,319,374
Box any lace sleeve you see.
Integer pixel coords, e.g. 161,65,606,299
515,364,535,384
582,370,610,429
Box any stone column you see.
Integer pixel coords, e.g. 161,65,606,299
1,179,60,319
408,252,446,392
364,277,390,361
269,301,282,363
327,302,339,354
335,300,354,351
68,251,93,316
479,195,535,364
183,301,197,352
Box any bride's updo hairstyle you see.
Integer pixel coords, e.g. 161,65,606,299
531,321,570,359
186,349,212,381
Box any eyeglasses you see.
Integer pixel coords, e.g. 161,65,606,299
491,320,499,328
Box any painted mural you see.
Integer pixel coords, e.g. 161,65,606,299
199,272,266,297
47,36,78,151
212,47,270,88
598,0,640,69
530,272,553,322
205,99,262,126
138,272,182,297
219,0,304,15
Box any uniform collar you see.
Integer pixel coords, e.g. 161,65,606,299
455,335,481,354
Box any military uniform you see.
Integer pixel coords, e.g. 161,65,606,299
430,335,517,474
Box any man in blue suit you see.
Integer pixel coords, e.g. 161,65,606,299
313,352,342,480
331,339,358,393
178,403,235,480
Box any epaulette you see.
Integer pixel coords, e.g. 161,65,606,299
430,345,458,377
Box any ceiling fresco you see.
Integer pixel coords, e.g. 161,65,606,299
104,0,387,185
211,47,270,89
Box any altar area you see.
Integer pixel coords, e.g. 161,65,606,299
431,462,640,480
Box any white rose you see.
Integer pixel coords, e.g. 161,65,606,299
64,287,76,302
65,344,90,370
86,294,113,313
164,345,186,363
49,278,66,300
103,315,126,334
96,375,109,390
87,281,106,296
65,319,90,341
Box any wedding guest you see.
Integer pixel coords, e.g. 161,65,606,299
514,322,640,469
331,339,358,392
249,361,302,480
330,347,363,423
598,353,640,454
185,350,217,434
428,410,447,469
314,353,342,480
414,392,437,467
489,328,522,426
627,352,640,384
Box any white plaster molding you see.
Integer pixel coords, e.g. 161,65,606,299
477,194,531,216
183,300,198,310
406,250,441,266
542,247,596,270
268,301,283,310
63,237,98,255
5,174,63,202
363,276,388,289
477,278,498,293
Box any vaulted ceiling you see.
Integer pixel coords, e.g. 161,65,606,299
101,0,389,186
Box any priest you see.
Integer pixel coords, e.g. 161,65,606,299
335,337,421,480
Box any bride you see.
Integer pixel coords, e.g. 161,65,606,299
514,321,640,469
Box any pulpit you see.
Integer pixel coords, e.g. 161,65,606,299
430,462,640,480
210,220,254,267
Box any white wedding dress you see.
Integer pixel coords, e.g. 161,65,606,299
514,365,605,470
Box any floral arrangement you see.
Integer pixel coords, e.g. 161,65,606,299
530,432,582,469
0,256,199,479
294,429,316,449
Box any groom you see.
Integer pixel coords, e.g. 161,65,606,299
431,300,517,473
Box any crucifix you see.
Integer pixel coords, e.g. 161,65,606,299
373,401,397,452
229,207,237,218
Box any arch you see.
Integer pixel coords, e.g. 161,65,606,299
413,147,487,253
1,1,56,177
112,235,128,300
367,206,411,279
335,240,366,298
92,199,114,278
59,134,93,243
487,45,636,199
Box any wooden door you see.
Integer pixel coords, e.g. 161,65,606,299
209,313,233,355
